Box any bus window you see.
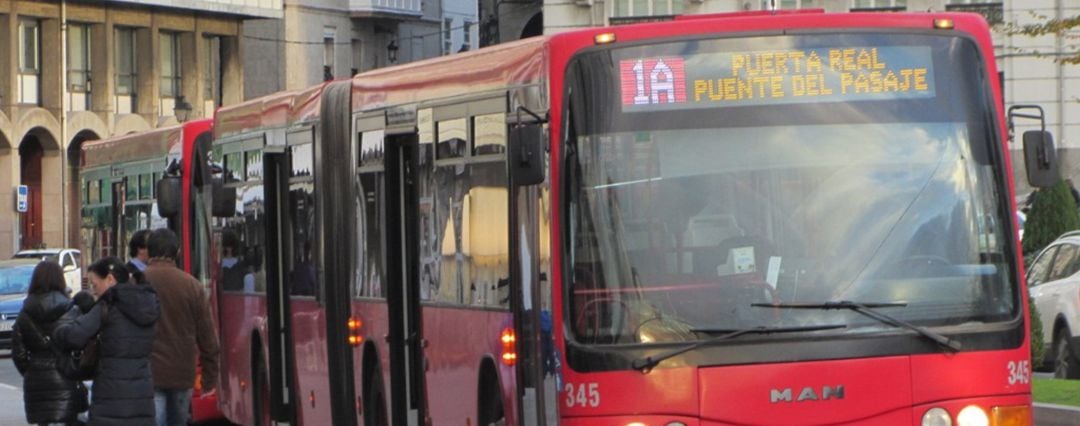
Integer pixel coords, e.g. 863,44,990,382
473,114,506,156
288,142,317,297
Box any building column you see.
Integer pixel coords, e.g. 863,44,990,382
90,22,114,118
1,14,16,116
0,136,15,258
180,30,202,118
221,34,243,107
135,26,156,118
40,17,61,113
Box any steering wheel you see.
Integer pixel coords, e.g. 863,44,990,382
578,298,635,343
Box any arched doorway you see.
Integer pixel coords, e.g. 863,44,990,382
68,131,100,249
19,137,44,249
18,128,60,250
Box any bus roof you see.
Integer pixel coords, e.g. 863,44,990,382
81,119,211,169
214,83,327,140
349,36,547,113
215,11,994,139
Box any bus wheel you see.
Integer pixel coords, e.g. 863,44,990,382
478,387,505,426
363,372,388,426
1054,329,1080,379
253,357,271,425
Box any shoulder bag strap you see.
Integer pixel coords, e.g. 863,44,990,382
20,315,67,358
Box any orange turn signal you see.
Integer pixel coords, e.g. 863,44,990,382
991,405,1031,426
499,328,517,366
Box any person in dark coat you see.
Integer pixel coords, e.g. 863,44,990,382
12,260,89,425
53,257,160,426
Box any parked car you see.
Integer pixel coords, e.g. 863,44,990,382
0,259,37,350
1027,231,1080,378
13,248,82,294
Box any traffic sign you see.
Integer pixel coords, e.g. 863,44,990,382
16,185,28,213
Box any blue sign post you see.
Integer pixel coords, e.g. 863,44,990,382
16,185,28,213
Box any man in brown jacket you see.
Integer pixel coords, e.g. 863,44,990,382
144,228,220,426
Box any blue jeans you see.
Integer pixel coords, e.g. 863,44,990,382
154,388,192,426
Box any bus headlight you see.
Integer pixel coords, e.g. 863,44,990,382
957,405,989,426
922,407,952,426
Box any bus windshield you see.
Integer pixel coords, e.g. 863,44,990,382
565,32,1016,349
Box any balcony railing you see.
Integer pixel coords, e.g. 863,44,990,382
945,2,1003,25
350,0,422,17
110,0,283,18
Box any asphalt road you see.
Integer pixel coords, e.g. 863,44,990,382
0,350,31,426
0,349,1073,425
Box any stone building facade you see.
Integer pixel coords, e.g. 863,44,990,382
0,0,280,258
243,0,479,100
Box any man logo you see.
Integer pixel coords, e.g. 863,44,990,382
770,386,845,403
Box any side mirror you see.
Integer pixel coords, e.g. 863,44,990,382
212,176,237,218
156,176,182,217
509,124,545,186
1023,130,1059,188
1010,104,1060,188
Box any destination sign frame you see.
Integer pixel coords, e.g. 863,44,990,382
619,45,936,112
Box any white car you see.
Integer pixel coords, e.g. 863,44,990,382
1027,231,1080,378
12,248,83,295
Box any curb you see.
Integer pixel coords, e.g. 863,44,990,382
1034,402,1080,426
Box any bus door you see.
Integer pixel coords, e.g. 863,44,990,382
110,178,127,257
384,128,426,426
509,117,557,426
262,142,298,424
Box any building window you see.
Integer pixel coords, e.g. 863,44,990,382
352,39,362,76
612,0,682,18
204,35,222,107
443,18,453,56
68,23,91,93
324,27,335,81
115,28,137,95
944,1,1003,24
463,21,472,52
68,23,92,111
160,32,181,98
851,0,906,10
17,19,40,105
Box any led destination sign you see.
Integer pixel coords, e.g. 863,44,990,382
620,46,935,112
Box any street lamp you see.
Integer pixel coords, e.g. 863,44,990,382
387,40,399,64
173,95,193,123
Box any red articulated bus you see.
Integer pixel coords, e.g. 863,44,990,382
79,118,223,423
210,10,1043,425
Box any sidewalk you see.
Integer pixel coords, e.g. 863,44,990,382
1035,402,1080,426
0,381,28,426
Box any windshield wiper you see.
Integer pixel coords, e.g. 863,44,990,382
751,301,961,353
631,324,846,373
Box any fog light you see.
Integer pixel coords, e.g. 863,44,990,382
957,405,989,426
666,422,687,426
922,407,952,426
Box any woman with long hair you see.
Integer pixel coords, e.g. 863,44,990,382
53,257,159,425
12,260,89,425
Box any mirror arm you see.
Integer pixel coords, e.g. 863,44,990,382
516,105,549,125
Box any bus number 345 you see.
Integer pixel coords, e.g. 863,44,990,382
564,382,601,408
1007,360,1031,385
